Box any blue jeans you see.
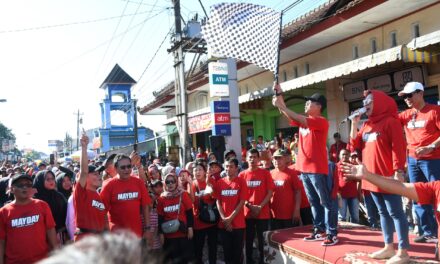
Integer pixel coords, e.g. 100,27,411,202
371,192,409,249
301,173,338,236
407,156,440,237
339,197,359,223
364,193,380,228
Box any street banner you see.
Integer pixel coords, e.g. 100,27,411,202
202,3,281,73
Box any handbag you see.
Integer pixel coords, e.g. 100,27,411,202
196,182,220,224
161,195,182,234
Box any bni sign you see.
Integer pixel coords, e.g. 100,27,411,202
209,62,229,97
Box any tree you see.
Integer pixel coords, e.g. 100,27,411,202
24,150,41,161
0,122,15,140
64,132,73,154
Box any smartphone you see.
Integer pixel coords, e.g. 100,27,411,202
49,154,55,165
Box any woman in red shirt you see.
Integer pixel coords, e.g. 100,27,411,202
190,162,218,264
157,173,194,264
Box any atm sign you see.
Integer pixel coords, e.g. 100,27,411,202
214,113,231,124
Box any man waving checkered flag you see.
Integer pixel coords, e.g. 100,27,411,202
202,3,282,73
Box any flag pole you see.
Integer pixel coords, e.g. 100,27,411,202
274,11,283,93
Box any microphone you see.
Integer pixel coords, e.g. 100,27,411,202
341,107,367,123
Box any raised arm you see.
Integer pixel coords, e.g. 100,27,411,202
272,83,308,127
79,132,89,188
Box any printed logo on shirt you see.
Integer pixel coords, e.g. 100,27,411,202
247,180,262,187
274,180,285,187
299,127,310,136
407,120,426,129
362,132,380,142
91,200,105,211
117,192,139,201
11,215,40,228
221,189,238,196
164,204,180,213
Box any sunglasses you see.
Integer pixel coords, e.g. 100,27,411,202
165,180,176,185
402,90,420,99
14,183,33,189
118,164,132,170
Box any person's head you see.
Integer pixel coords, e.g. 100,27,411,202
339,149,350,163
246,149,260,169
272,149,289,170
149,179,163,195
164,173,178,192
10,174,34,201
257,135,264,143
57,173,72,191
38,162,47,171
333,132,341,143
224,158,239,178
350,151,359,163
148,164,161,181
114,154,132,179
185,161,194,174
224,149,236,161
208,160,222,175
161,165,175,178
251,139,257,148
87,165,104,189
104,154,117,177
43,170,56,190
193,162,206,181
398,81,425,109
363,92,374,117
197,146,204,153
304,93,326,116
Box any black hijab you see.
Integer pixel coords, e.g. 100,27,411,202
55,173,72,199
33,170,67,232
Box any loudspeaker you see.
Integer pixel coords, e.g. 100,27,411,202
209,135,226,164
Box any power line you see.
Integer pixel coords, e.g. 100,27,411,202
0,10,163,34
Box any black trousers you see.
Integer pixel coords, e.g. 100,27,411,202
220,228,245,264
270,218,297,230
163,236,193,264
245,219,269,264
194,226,218,264
300,207,313,226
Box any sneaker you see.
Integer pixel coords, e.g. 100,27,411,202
414,235,438,243
321,234,338,246
304,229,326,241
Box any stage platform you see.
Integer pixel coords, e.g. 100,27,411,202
264,222,438,263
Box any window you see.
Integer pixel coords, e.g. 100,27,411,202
412,23,420,38
293,66,298,78
390,31,397,47
304,63,310,75
370,38,377,54
283,70,287,81
197,92,208,108
352,45,359,59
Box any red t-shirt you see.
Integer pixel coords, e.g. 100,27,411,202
73,183,107,240
191,180,217,230
351,117,406,193
336,162,358,199
0,199,56,264
239,168,275,219
100,176,151,237
290,116,329,175
329,142,348,163
414,181,440,240
398,104,440,159
213,176,247,229
157,192,193,238
270,168,301,219
288,164,310,208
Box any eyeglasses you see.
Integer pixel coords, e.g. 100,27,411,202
118,164,132,170
14,183,33,189
402,90,420,99
165,180,176,185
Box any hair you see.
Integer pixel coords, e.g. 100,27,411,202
225,158,239,168
39,231,160,264
247,148,259,158
113,154,131,168
333,132,341,138
194,161,206,172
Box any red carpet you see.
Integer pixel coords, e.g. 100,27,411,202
265,222,437,263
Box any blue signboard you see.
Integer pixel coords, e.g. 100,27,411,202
212,124,232,136
210,101,230,113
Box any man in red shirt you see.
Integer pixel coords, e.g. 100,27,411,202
398,82,440,243
270,149,301,230
215,158,248,264
239,149,274,264
343,162,440,261
350,90,409,263
0,173,58,264
273,83,338,246
100,154,152,243
336,149,360,223
74,133,108,241
329,132,348,163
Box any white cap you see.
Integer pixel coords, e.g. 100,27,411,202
398,82,424,96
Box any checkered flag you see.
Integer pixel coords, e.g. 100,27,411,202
202,3,282,73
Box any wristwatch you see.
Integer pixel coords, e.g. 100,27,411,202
428,144,436,150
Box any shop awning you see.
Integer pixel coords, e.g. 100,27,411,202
239,45,403,103
407,29,440,50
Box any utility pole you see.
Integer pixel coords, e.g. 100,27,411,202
133,99,138,152
75,109,84,151
171,0,189,166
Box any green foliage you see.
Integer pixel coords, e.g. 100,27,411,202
0,122,15,140
158,140,166,159
24,150,41,161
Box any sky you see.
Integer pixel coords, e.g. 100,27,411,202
0,0,327,153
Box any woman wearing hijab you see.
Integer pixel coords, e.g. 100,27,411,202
157,173,194,264
190,162,218,264
34,170,68,244
55,172,73,200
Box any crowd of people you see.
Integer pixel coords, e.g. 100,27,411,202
0,81,439,264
